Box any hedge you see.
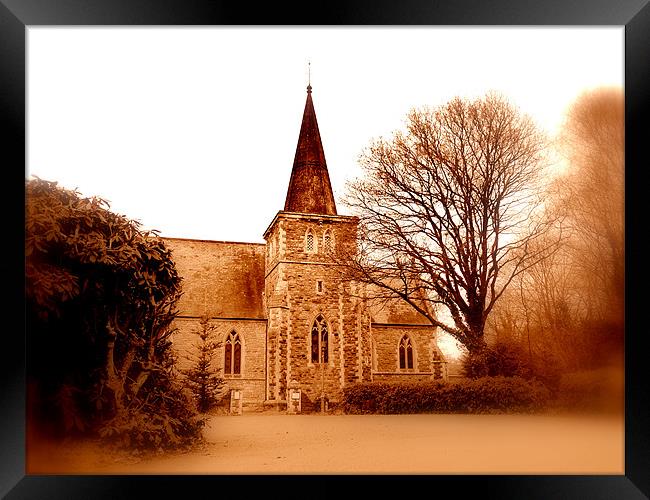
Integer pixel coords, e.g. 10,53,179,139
550,368,624,413
342,377,551,414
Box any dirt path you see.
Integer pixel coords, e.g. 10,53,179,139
28,413,623,474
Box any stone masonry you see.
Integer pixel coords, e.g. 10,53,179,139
263,212,370,409
164,84,447,413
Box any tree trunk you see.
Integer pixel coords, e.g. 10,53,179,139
105,323,125,415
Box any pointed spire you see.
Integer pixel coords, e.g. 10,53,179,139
284,84,337,215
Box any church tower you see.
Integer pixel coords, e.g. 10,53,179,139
263,84,372,411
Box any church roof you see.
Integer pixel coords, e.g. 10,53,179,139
367,297,432,325
284,85,338,215
163,238,266,319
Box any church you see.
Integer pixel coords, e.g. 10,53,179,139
164,84,448,413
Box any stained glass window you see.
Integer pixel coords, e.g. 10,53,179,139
225,331,241,375
310,315,329,363
399,335,413,369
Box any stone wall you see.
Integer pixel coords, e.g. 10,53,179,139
372,373,437,383
264,212,372,409
171,317,267,408
366,294,431,325
163,221,448,414
264,211,359,265
163,238,266,319
371,324,445,380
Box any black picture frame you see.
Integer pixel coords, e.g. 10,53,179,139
2,1,648,498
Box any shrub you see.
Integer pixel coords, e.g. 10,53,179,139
26,177,202,450
462,343,532,379
343,377,550,414
99,374,205,450
551,368,624,413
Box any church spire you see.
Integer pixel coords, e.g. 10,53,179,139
283,84,337,215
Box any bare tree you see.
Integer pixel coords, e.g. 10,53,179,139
483,87,624,370
343,92,557,353
486,240,588,370
555,87,624,327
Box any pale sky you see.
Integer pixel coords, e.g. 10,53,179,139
26,26,624,360
27,27,623,361
28,27,623,244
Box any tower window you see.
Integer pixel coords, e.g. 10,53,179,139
399,335,414,370
310,314,329,363
317,280,323,293
323,230,333,252
225,331,242,375
306,230,315,252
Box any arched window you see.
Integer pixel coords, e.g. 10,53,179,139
305,230,315,253
323,229,333,252
310,314,329,363
399,335,414,370
225,331,241,375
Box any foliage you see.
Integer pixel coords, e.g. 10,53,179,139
99,370,205,449
551,367,624,414
26,177,202,449
461,342,532,379
342,377,550,414
182,317,225,413
461,340,563,393
343,92,556,353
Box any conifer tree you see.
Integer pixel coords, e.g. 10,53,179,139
183,317,224,413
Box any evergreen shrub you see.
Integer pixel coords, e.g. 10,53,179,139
342,377,550,414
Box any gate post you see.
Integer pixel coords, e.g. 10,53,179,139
287,379,301,414
230,388,243,415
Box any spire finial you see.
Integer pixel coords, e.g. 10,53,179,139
307,60,312,93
